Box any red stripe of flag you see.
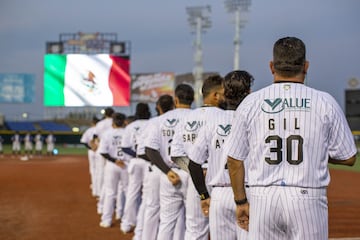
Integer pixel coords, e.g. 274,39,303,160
109,55,131,106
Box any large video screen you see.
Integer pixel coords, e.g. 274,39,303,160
44,54,130,106
0,73,35,103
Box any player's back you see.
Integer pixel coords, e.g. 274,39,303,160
145,108,191,167
189,109,233,184
122,119,149,151
236,82,355,188
171,106,224,158
99,127,126,159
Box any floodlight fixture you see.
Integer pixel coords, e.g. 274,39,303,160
46,42,63,54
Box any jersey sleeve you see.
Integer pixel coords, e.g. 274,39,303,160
144,118,160,150
97,130,110,154
121,124,135,149
188,125,209,165
225,102,250,161
327,94,357,160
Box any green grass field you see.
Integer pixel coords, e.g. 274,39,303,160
1,144,87,155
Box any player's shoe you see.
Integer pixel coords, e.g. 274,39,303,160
20,156,29,161
99,222,111,228
121,225,135,234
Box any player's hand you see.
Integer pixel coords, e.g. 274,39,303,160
167,170,181,186
200,198,210,217
89,140,98,151
116,160,126,169
236,202,249,231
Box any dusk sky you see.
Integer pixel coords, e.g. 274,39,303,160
1,0,359,115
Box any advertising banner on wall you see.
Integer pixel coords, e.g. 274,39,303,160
0,73,35,103
131,72,175,103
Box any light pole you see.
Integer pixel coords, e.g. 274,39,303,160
225,0,251,70
186,5,211,107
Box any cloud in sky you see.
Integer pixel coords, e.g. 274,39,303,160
0,0,359,113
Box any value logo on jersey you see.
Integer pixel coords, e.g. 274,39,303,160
165,118,178,128
261,98,310,114
216,124,231,136
184,120,203,132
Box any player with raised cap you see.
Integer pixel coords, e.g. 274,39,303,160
226,36,357,240
188,70,253,240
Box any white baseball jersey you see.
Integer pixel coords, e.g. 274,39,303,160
171,106,224,158
24,134,33,150
121,119,149,152
226,82,357,188
98,127,127,162
189,109,233,186
145,108,192,168
80,126,96,146
34,134,43,151
94,118,113,141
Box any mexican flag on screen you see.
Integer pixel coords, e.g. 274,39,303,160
44,54,130,106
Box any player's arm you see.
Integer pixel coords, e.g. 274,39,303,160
122,147,136,157
145,147,180,186
188,160,209,200
228,156,249,231
328,154,357,166
145,147,171,174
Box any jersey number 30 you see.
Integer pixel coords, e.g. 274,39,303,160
265,135,303,165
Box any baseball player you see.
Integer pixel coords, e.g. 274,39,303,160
34,130,43,156
92,107,114,214
80,116,99,197
188,70,254,240
145,84,195,240
98,112,129,228
120,103,151,234
170,74,225,240
12,131,21,157
23,131,33,158
226,37,357,240
133,95,174,240
45,131,56,156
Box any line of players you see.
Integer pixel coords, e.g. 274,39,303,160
80,70,254,240
0,131,56,160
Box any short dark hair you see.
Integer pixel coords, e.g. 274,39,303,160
273,37,306,78
92,116,99,124
175,84,194,105
135,103,151,120
202,74,224,98
112,112,126,127
104,107,115,117
157,94,174,113
224,70,254,109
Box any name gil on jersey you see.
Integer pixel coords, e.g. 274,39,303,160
261,98,310,114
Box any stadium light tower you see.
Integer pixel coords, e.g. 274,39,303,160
186,5,212,107
225,0,251,70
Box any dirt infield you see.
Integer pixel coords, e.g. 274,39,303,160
0,154,359,240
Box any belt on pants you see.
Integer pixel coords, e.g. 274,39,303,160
212,183,231,188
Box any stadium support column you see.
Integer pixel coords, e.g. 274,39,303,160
186,6,211,107
225,0,251,70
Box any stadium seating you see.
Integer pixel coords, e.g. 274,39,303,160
5,121,36,131
37,121,72,131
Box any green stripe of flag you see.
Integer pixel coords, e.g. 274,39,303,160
44,54,67,106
